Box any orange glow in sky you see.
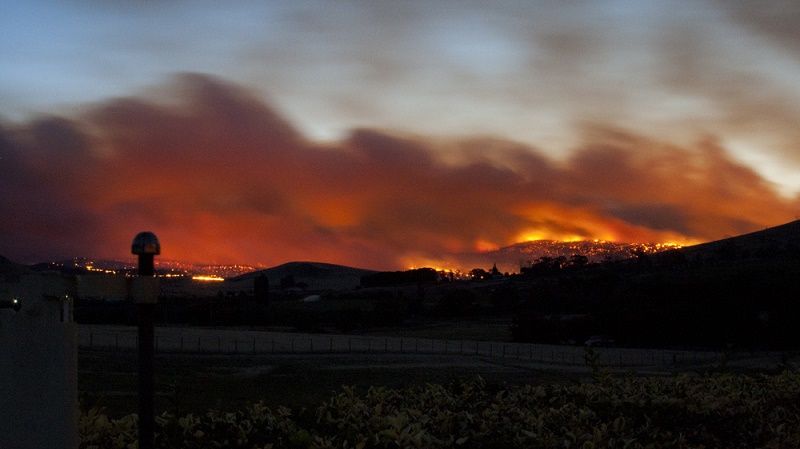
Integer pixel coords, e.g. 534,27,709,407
2,2,800,271
0,74,797,271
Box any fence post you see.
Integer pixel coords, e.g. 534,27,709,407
132,231,159,449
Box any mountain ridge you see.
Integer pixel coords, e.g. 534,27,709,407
679,219,800,257
229,261,377,291
4,220,800,277
0,254,28,274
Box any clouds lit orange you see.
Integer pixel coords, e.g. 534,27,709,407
1,74,797,270
1,2,799,270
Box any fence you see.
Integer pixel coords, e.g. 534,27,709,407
74,325,770,368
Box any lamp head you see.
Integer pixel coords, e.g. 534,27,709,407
131,232,161,255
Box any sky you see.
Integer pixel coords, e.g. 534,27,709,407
1,1,800,271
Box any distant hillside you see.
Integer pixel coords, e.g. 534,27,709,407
478,221,800,273
677,220,800,262
0,255,27,274
465,240,676,273
495,240,670,262
511,220,800,348
230,261,377,291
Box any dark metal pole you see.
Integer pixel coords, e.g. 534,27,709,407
132,231,160,449
137,254,155,449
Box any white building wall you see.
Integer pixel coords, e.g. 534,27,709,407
0,272,78,449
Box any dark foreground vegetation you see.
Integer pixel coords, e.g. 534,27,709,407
81,363,800,449
511,254,800,348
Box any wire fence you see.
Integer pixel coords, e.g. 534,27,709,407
73,325,769,368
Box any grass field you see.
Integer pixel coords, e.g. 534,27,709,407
78,318,794,419
79,351,580,418
79,318,565,417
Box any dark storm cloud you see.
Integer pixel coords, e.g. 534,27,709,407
0,74,797,269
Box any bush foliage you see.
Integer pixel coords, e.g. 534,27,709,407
81,368,800,449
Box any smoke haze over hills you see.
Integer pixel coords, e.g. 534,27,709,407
3,2,800,271
1,75,798,270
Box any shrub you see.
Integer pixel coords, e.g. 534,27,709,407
80,369,800,448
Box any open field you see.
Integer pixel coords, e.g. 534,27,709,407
77,323,796,418
79,351,571,417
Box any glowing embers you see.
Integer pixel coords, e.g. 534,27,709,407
192,275,225,282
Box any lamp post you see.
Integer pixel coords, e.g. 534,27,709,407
0,297,20,311
131,232,160,449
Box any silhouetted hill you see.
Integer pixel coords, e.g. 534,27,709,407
676,220,800,263
512,220,800,348
231,261,376,291
0,255,27,274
